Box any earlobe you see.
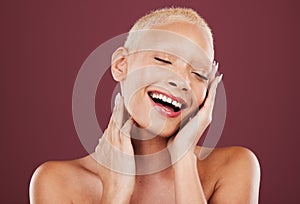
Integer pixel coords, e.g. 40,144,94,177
111,47,128,82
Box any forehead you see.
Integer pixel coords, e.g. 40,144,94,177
131,25,213,72
152,21,214,57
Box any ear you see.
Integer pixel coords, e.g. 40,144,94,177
111,47,128,82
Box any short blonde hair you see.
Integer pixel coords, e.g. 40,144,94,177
124,7,213,51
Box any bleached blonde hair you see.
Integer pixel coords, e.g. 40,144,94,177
124,7,213,51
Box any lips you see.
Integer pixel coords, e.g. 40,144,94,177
148,90,187,117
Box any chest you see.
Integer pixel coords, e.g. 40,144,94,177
130,170,217,203
130,179,175,204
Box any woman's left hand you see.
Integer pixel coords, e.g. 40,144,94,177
167,62,222,163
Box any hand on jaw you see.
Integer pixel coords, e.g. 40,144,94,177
167,61,222,164
95,93,135,203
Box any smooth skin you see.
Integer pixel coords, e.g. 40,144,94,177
30,22,260,204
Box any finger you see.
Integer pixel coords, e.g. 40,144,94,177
209,61,219,83
107,93,119,129
120,118,134,141
112,93,125,144
202,74,223,112
107,93,124,143
113,93,125,129
120,118,134,154
189,74,222,142
100,127,111,144
98,129,113,150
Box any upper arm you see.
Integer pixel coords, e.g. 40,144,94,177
209,147,261,204
29,162,72,204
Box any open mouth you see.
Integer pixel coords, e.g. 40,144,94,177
148,91,187,114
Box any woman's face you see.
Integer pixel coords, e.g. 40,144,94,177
118,22,214,137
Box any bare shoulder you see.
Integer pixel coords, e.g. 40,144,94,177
211,146,260,180
198,146,260,168
196,146,261,204
29,155,102,204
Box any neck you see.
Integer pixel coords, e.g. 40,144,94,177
131,124,169,155
130,124,174,175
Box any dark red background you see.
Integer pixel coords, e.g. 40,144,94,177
1,0,299,203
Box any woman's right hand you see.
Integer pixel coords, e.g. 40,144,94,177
95,93,135,203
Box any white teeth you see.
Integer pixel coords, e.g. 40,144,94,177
150,92,183,109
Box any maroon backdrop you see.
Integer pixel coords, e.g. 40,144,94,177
1,0,299,203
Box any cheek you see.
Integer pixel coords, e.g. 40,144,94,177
122,88,144,119
123,92,152,130
192,84,208,106
127,93,144,115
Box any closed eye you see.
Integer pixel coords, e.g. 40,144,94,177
154,57,172,64
192,72,208,81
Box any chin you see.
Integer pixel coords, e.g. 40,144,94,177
157,129,180,138
134,114,182,138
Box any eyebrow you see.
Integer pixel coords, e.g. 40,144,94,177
154,57,172,64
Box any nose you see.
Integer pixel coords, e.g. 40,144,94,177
167,60,191,92
167,78,190,92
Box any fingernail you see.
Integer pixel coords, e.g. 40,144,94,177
115,93,121,105
219,74,223,82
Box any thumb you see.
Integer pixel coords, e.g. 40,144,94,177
120,118,134,155
120,118,134,140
